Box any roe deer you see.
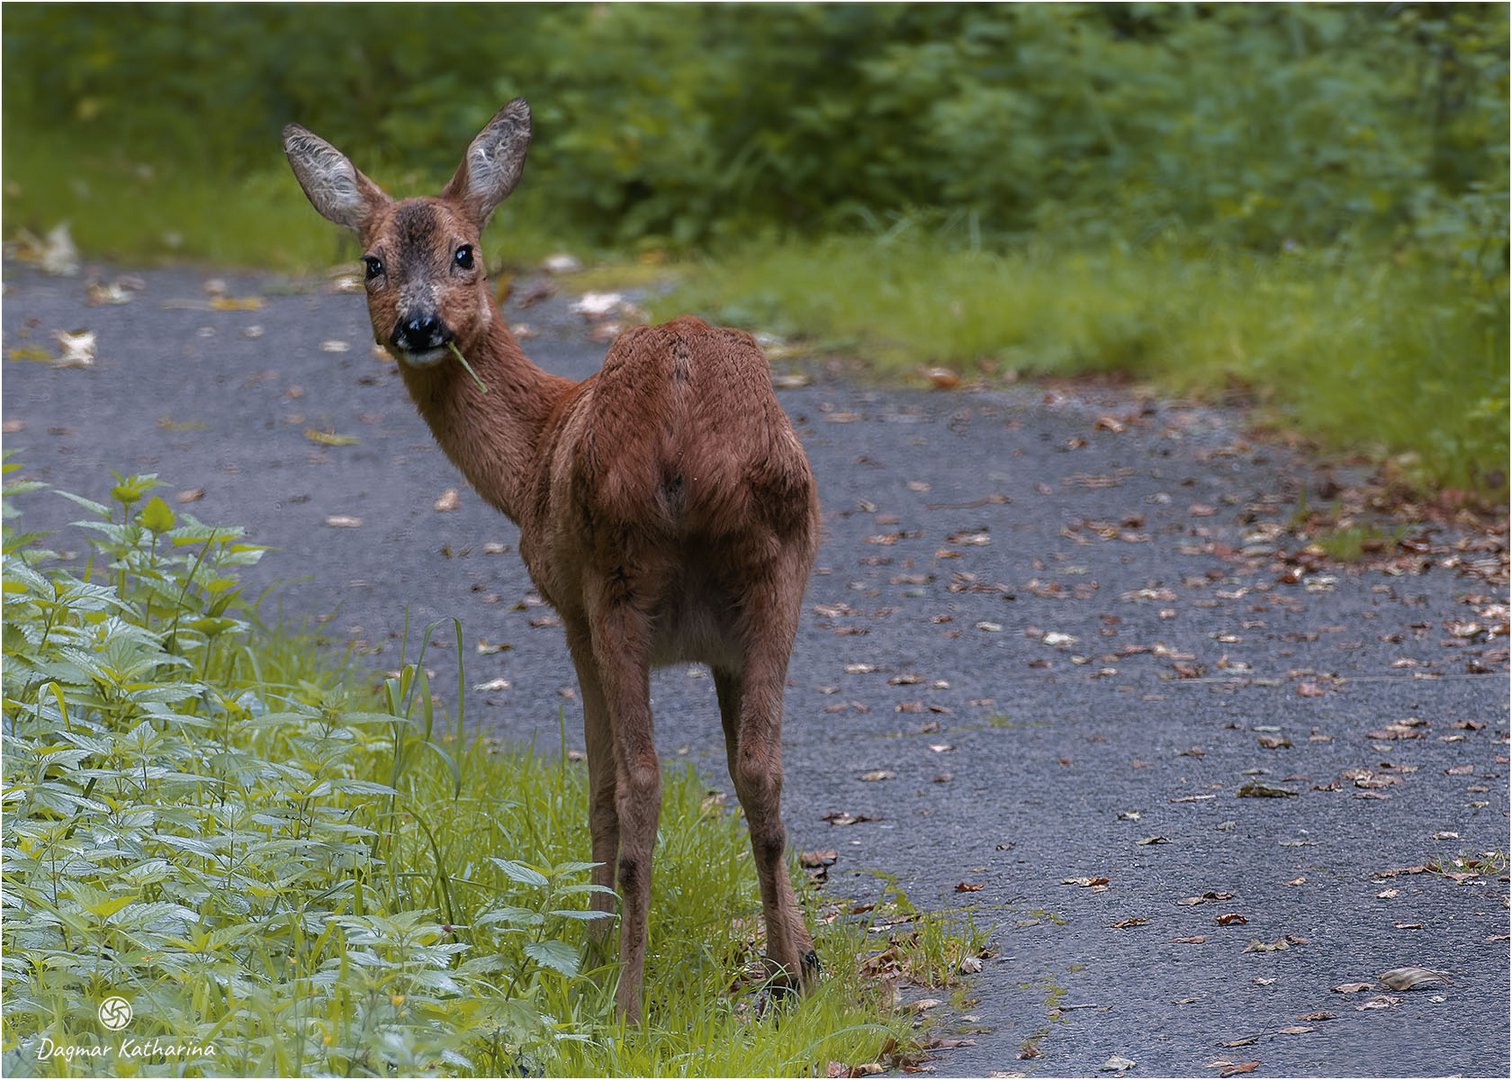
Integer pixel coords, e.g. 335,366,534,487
283,99,820,1023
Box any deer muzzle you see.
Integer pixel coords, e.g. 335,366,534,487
389,313,453,365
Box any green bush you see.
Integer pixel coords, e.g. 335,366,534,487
3,3,1505,253
1,467,610,1074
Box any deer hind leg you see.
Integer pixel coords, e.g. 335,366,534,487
589,584,660,1024
718,583,818,1000
565,620,618,947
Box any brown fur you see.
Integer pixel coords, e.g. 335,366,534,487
284,100,820,1022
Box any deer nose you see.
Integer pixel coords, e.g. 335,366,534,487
391,313,449,353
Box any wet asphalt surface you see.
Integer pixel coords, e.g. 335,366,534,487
2,260,1508,1078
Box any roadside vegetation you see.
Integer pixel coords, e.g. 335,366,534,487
1,467,980,1076
655,232,1507,499
3,5,1504,502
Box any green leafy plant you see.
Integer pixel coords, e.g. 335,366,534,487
2,468,960,1076
1,468,605,1074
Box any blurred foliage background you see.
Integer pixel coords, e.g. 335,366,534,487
5,2,1506,255
2,2,1507,497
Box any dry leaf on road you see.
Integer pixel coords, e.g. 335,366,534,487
1379,966,1451,990
306,429,359,447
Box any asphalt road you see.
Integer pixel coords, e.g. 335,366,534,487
3,259,1508,1077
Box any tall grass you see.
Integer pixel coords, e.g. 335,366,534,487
2,468,964,1077
657,236,1509,498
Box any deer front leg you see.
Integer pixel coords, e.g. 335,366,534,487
592,595,660,1024
565,621,618,946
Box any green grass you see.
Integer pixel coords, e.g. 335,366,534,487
655,236,1509,500
1,468,972,1076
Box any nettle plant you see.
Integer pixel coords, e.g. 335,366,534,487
1,467,607,1077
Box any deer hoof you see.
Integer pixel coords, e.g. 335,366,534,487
801,948,822,982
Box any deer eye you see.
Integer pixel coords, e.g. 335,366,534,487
453,245,475,271
362,255,384,280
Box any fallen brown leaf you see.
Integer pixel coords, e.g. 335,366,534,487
925,367,961,390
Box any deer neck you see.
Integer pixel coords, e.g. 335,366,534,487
397,311,572,524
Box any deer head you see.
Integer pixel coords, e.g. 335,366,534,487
282,99,531,368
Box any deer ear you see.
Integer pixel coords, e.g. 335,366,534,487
283,124,389,232
443,98,532,228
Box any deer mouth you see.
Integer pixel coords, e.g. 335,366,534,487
392,343,452,368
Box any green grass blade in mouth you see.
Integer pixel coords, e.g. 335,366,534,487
448,341,490,394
